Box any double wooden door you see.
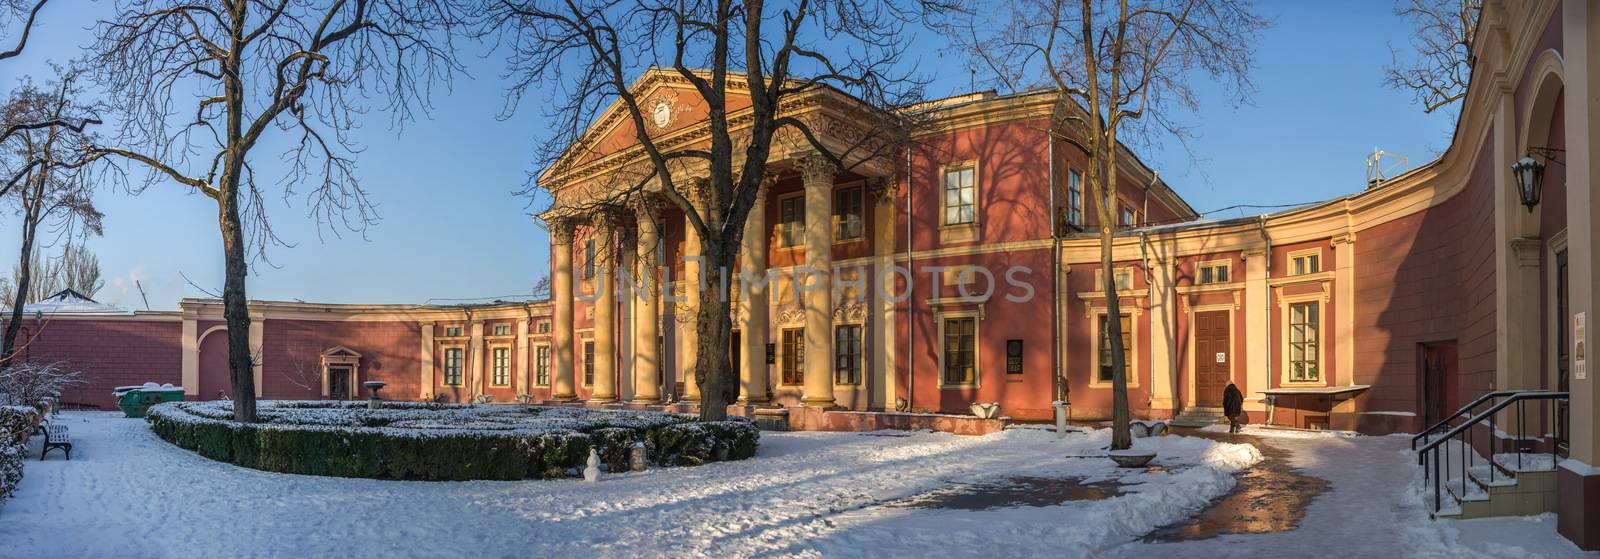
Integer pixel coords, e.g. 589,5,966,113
1195,310,1231,406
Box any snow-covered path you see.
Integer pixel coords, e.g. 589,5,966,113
1104,428,1594,558
0,412,1257,558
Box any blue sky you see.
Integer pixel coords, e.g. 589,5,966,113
0,1,1454,311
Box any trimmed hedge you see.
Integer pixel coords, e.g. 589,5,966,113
147,401,758,481
0,405,41,503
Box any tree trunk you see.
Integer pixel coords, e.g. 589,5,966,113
1103,222,1131,450
694,235,737,421
1,207,37,366
219,186,257,422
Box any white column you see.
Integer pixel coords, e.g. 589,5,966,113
550,218,578,401
800,156,837,407
1243,247,1269,412
420,322,435,400
516,318,530,395
633,198,663,403
591,210,620,403
740,179,772,403
681,190,703,402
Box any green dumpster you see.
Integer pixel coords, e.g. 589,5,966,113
116,384,185,418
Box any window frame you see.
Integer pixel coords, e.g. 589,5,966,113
937,313,979,388
940,162,978,226
490,345,512,386
834,324,863,385
442,346,464,386
777,192,806,248
492,324,512,337
534,344,551,386
1091,311,1140,388
834,185,865,241
1065,169,1083,228
1094,268,1136,292
442,326,463,338
1288,248,1322,276
1281,295,1326,385
780,327,804,385
1197,259,1231,285
582,340,595,386
583,239,596,279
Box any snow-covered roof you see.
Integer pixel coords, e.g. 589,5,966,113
23,289,132,316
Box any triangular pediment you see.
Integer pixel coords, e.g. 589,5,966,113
321,345,362,359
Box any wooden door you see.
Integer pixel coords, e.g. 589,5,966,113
1422,342,1458,426
1195,310,1231,406
329,367,351,400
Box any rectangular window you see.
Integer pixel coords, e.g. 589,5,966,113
835,325,862,385
1065,169,1083,228
1098,269,1133,291
583,341,595,386
1006,339,1023,374
1291,251,1321,275
1198,262,1230,284
781,328,804,385
943,317,976,384
493,324,511,336
1120,206,1139,227
443,326,463,337
584,239,596,279
443,347,463,386
535,346,550,386
1097,314,1133,382
779,195,805,247
1289,302,1320,382
835,186,864,240
537,321,550,334
943,166,976,225
491,347,510,386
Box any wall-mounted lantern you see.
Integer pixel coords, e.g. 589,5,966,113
1513,147,1565,213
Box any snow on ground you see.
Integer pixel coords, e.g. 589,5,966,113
1111,426,1595,559
0,412,1257,559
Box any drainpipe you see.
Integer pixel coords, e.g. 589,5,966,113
1049,131,1062,407
1140,231,1155,408
904,145,915,413
1257,216,1274,424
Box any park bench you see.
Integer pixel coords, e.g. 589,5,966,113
40,421,71,461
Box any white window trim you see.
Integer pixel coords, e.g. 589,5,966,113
833,320,866,387
938,160,980,228
579,333,594,387
532,342,552,386
776,191,806,249
1090,310,1141,389
1278,291,1329,387
440,343,466,386
488,344,513,387
1197,259,1232,285
1287,247,1323,276
1094,267,1137,292
936,310,982,389
779,326,805,386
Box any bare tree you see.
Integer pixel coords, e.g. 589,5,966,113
55,243,101,297
10,243,105,304
1384,0,1479,114
479,0,938,421
86,0,461,422
946,0,1266,449
0,361,85,406
0,70,103,366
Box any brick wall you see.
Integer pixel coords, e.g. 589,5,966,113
17,317,183,410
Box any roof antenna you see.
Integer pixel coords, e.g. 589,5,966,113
135,280,151,311
1366,147,1409,189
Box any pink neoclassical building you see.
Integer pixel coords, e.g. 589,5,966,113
19,0,1600,547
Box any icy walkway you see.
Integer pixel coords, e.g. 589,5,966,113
1106,427,1595,558
1,412,1257,558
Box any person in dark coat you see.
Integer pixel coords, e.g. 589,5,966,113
1222,383,1245,433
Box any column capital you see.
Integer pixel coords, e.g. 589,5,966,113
798,153,839,186
867,176,898,203
548,217,576,244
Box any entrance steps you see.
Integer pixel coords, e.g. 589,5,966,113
1170,406,1225,428
1429,439,1559,519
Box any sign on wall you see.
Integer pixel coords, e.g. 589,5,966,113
1576,312,1587,381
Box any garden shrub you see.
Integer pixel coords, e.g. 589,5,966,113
146,401,758,481
0,405,39,503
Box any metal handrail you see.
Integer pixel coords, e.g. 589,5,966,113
1410,390,1523,449
1417,390,1567,513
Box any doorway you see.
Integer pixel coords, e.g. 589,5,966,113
1194,310,1231,406
329,366,353,400
1556,248,1570,451
1421,341,1459,427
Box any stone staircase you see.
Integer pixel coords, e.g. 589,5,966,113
1432,441,1559,519
1170,406,1225,428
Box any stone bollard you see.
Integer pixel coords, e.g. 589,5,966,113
1053,400,1070,438
629,442,647,472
